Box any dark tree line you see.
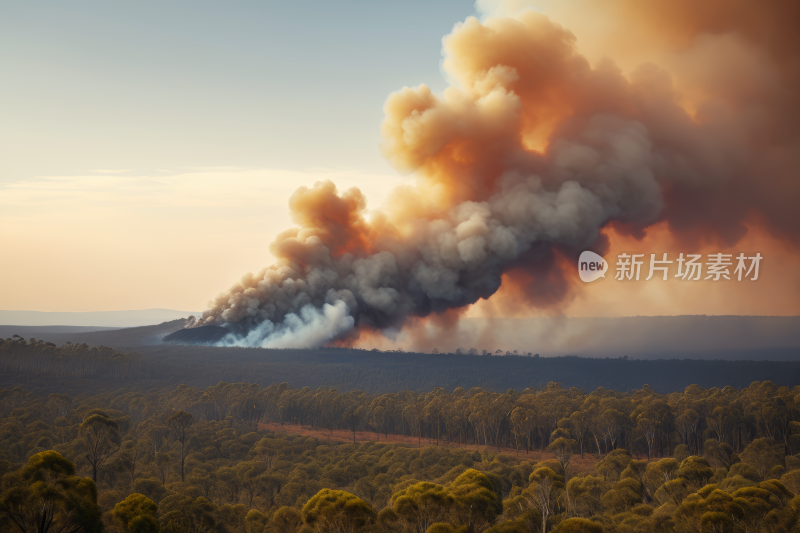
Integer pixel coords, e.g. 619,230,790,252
0,337,144,380
5,336,800,395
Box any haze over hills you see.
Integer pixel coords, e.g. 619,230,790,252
1,315,799,359
0,319,187,349
1,315,799,396
0,308,199,327
3,333,800,396
458,315,800,359
163,315,800,360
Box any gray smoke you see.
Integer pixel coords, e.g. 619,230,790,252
190,115,661,347
186,7,799,347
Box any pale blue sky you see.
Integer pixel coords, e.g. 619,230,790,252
0,1,476,181
0,1,489,312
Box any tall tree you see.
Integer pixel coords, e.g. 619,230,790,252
168,410,194,482
80,412,120,483
525,468,562,533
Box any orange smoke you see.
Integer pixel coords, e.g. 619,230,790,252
192,2,799,348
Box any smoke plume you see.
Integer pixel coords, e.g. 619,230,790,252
188,3,800,348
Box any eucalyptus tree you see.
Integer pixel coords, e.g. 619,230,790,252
80,411,120,482
167,410,194,482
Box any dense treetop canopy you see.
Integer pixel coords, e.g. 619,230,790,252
2,377,800,532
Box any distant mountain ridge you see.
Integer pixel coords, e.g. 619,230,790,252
0,320,188,349
1,314,799,360
0,308,200,327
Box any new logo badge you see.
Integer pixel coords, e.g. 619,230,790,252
579,251,608,283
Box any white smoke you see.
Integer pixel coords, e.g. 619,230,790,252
216,300,355,349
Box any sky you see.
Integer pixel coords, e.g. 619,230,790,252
1,0,798,322
0,1,474,312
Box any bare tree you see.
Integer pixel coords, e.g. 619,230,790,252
526,476,555,533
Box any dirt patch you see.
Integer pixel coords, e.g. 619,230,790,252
258,422,600,471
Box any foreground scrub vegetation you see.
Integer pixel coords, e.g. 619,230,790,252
3,379,800,532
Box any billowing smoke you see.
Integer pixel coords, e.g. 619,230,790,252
188,3,800,348
215,300,354,349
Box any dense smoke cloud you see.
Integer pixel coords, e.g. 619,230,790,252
188,3,800,348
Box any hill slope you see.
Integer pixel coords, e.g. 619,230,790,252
0,308,198,327
0,319,186,349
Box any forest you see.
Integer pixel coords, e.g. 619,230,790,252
3,333,800,396
4,334,800,531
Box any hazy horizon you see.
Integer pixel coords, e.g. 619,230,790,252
3,312,799,360
0,308,199,328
